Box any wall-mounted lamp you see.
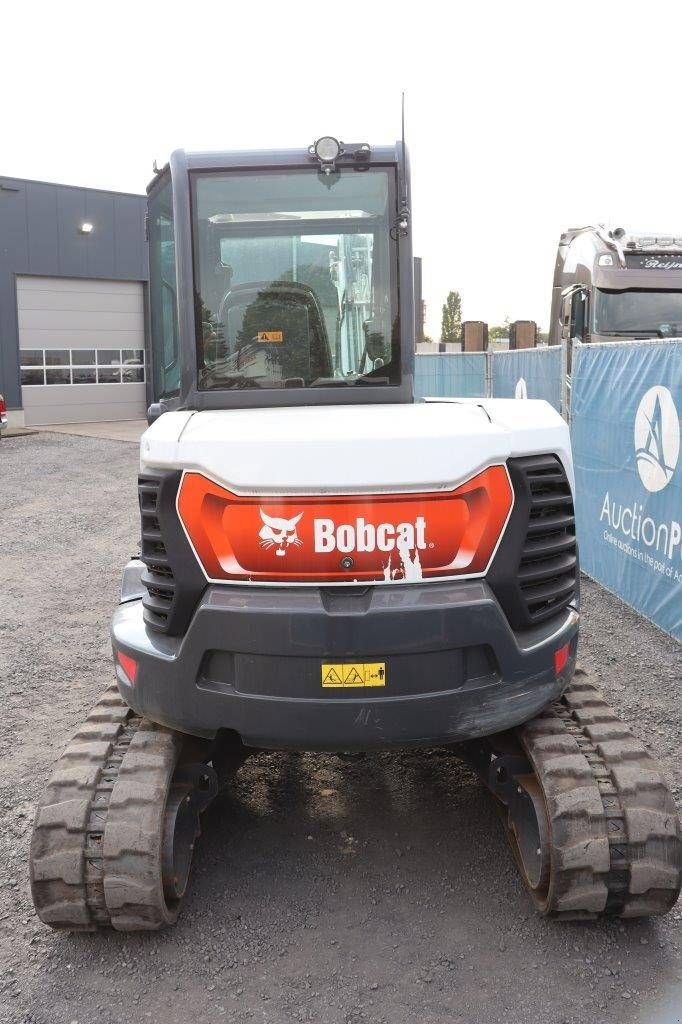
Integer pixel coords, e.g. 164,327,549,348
79,222,94,234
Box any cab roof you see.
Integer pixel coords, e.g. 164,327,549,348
147,143,403,194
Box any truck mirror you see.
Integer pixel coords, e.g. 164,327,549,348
147,402,164,425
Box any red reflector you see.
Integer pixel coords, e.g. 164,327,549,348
554,643,570,675
116,650,138,685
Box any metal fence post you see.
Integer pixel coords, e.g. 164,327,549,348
485,350,493,398
567,339,579,424
560,339,569,421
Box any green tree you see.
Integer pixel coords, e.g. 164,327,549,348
440,291,462,344
488,316,512,342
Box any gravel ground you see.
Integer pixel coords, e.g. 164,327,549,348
0,430,680,1024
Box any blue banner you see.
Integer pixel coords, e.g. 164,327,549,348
491,348,563,411
414,353,486,400
571,341,682,640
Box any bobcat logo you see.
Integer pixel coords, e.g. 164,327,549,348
259,509,304,557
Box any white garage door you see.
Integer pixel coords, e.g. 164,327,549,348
18,276,147,425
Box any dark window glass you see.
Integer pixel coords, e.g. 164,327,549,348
21,367,44,385
98,366,121,383
71,349,96,365
45,350,70,366
122,348,144,365
149,178,180,399
20,349,44,367
570,291,588,341
192,168,399,391
96,349,121,366
594,289,682,336
72,367,97,384
122,365,144,383
45,368,71,384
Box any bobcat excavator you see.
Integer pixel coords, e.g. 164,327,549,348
29,137,681,930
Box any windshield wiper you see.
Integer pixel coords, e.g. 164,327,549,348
599,330,657,338
308,376,390,388
200,373,263,390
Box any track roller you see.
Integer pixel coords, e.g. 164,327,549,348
461,668,682,919
30,685,243,932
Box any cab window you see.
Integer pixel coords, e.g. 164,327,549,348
191,168,399,391
148,179,180,398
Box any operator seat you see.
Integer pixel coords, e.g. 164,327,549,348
217,280,333,381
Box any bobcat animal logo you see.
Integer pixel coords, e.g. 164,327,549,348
259,509,304,556
634,386,679,493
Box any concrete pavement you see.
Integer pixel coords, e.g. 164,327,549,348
41,419,147,442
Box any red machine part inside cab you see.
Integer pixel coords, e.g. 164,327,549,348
177,466,513,584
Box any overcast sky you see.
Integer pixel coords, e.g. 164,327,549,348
3,0,681,337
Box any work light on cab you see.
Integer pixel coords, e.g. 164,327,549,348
312,136,341,164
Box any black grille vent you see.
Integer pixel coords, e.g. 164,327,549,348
137,471,208,636
517,455,577,624
139,476,176,629
487,455,578,631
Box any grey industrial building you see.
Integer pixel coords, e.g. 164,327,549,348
0,174,148,426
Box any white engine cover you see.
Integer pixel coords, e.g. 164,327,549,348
140,400,574,497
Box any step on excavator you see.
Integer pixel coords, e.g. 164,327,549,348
29,137,682,930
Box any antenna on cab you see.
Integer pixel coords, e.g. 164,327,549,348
391,91,410,239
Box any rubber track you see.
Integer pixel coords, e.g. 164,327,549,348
516,668,682,919
30,685,184,931
32,671,681,929
30,684,137,930
102,722,184,930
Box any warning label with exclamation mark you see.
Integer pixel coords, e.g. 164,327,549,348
321,663,386,688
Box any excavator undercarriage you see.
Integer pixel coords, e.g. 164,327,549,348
31,670,681,931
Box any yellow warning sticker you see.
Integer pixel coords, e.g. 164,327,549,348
257,331,283,342
321,663,386,688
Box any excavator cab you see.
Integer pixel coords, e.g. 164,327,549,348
146,140,414,417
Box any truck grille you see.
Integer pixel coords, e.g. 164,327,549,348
517,455,577,624
139,475,176,629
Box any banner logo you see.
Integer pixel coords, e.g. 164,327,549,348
634,386,679,493
515,377,528,399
